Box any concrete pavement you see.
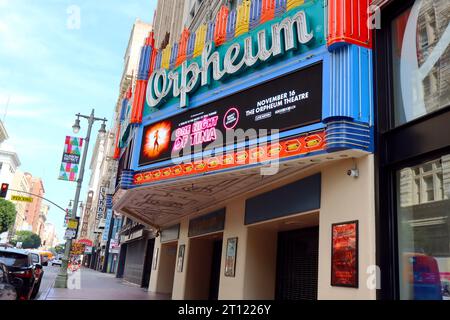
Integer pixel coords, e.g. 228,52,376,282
40,266,170,300
36,265,60,300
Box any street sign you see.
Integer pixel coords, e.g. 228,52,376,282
11,195,33,203
67,218,79,230
64,229,77,240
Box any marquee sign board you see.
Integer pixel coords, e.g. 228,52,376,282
134,131,325,186
139,62,322,167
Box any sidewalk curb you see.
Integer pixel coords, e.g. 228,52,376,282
38,277,56,300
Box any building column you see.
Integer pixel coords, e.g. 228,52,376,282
171,217,189,299
218,200,248,299
318,155,377,300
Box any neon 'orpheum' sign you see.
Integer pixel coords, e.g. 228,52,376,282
147,9,315,109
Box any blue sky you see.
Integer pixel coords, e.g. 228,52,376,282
0,0,156,243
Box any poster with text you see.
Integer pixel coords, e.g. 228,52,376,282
331,221,358,287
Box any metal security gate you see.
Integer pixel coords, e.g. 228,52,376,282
123,239,147,286
275,227,319,300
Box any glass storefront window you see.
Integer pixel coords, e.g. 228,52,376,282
391,0,450,127
397,154,450,300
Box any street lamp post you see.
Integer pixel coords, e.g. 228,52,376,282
54,109,107,288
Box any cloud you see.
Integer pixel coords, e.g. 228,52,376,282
9,135,61,157
0,11,50,57
0,92,43,106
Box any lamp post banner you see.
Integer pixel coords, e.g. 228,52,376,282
58,136,84,182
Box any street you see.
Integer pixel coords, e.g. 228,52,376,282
35,266,169,300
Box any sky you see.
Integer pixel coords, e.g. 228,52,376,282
0,0,156,243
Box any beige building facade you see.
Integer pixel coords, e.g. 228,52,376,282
141,155,376,300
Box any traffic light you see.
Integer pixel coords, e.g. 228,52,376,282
0,183,9,198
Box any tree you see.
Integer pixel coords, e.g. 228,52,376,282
0,198,16,234
11,231,41,249
53,244,65,254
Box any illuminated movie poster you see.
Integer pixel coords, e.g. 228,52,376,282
331,221,358,287
141,121,172,161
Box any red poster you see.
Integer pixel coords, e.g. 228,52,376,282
331,221,358,287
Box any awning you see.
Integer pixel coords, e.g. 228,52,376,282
113,149,368,229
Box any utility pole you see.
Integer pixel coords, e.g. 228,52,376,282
54,109,107,288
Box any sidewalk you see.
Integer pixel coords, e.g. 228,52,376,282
45,267,170,300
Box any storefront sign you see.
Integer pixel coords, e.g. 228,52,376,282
135,131,325,186
70,242,85,255
101,209,113,242
188,208,226,237
77,238,93,247
139,62,322,167
147,5,322,109
331,221,359,288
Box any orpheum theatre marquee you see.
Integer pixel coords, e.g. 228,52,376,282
113,0,374,229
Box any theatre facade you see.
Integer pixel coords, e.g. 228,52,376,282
113,0,376,300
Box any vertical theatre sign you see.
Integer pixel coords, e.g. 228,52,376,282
97,186,107,220
58,136,83,182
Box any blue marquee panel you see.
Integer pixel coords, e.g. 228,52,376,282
324,44,374,126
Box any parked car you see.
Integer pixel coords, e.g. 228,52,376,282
403,252,443,300
37,251,53,266
0,247,43,300
28,252,45,281
51,258,62,266
0,262,21,300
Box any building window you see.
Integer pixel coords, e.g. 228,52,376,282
391,0,450,127
400,159,447,206
227,0,238,11
397,153,450,300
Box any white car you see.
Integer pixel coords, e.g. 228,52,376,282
51,258,62,266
